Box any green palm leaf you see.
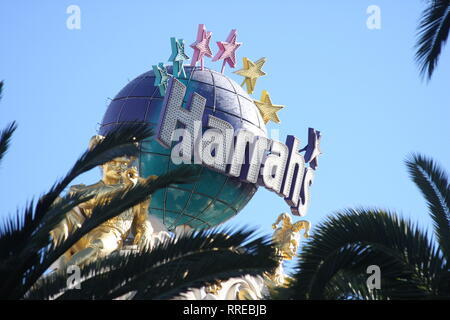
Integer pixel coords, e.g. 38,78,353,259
1,123,150,248
0,123,155,298
7,165,199,299
0,191,94,260
26,227,277,300
0,123,151,259
282,208,447,299
415,0,450,80
406,153,450,261
33,123,153,226
0,122,17,165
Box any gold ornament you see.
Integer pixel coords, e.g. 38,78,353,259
234,57,266,94
254,90,284,124
264,213,311,288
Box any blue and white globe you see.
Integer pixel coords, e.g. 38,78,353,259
99,66,267,230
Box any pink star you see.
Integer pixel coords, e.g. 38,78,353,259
212,29,242,73
190,24,213,70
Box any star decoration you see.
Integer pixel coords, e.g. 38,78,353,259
234,57,266,94
152,63,170,96
190,24,213,70
212,29,242,73
168,37,190,78
302,128,322,170
253,90,284,124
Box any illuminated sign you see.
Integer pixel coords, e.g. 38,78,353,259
156,78,321,217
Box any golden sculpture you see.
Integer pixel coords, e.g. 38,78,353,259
263,212,311,287
198,213,312,298
50,136,158,267
271,212,310,260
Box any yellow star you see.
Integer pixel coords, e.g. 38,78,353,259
234,57,266,94
254,90,284,124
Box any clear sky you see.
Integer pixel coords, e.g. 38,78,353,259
1,1,449,268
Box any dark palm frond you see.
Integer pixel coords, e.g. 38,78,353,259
0,193,93,268
0,80,3,100
31,164,199,260
0,192,96,297
322,271,381,300
0,191,94,260
415,0,450,80
0,123,151,263
0,121,17,165
134,228,276,300
274,267,383,300
51,165,200,259
0,123,157,298
280,208,447,299
0,193,103,298
26,227,277,300
13,165,200,299
406,153,450,261
33,123,153,226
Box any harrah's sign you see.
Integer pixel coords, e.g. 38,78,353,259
156,78,322,216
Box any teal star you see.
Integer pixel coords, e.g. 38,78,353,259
168,37,190,78
152,63,170,96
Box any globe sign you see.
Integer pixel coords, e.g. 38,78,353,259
99,66,267,230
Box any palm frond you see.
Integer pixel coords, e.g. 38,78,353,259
0,192,97,298
33,123,153,228
0,123,155,298
0,191,93,260
0,122,17,165
283,208,447,299
7,123,150,250
3,123,150,262
322,271,381,300
0,191,98,298
26,227,277,300
415,0,450,80
0,80,3,100
406,153,450,261
14,165,200,299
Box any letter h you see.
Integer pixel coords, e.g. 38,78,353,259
156,78,206,149
281,135,305,208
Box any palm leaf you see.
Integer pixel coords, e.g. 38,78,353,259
406,153,450,261
33,123,153,229
3,123,150,252
1,123,150,262
415,0,450,80
0,191,97,299
282,208,447,299
0,123,154,298
12,165,200,299
0,122,17,165
0,192,94,261
0,80,3,100
26,227,277,300
321,271,380,300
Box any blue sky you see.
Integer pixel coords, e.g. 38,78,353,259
1,0,449,267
